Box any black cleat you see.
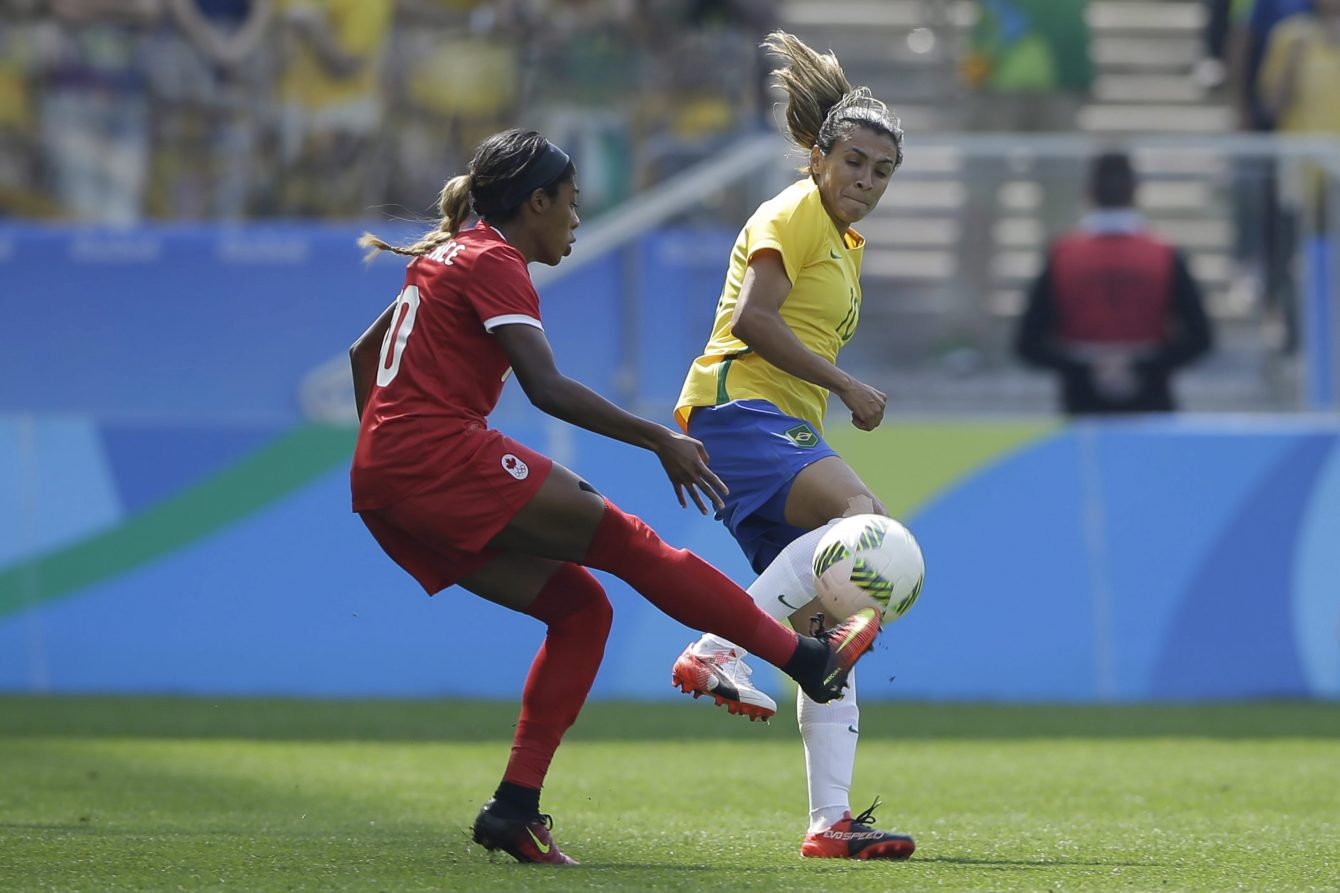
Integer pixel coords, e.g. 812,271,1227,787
796,608,880,703
471,800,578,865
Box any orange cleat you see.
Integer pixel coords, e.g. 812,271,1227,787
801,798,915,860
671,645,777,721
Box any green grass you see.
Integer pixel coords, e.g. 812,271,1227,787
2,698,1339,892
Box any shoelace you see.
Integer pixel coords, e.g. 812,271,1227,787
809,613,831,640
500,809,555,831
851,796,883,829
723,646,755,681
713,650,754,682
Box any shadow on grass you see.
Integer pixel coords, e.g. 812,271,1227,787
2,697,1338,741
485,862,718,872
922,856,1155,868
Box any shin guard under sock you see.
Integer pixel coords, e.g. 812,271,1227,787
502,563,612,791
581,499,800,668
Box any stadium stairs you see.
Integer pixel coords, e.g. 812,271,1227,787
778,0,1295,413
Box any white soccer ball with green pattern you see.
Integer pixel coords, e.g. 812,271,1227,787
812,514,925,623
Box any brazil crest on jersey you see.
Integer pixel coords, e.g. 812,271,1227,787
675,178,864,433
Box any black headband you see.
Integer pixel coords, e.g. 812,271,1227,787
499,141,571,209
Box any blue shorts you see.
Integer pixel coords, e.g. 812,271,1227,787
687,399,839,574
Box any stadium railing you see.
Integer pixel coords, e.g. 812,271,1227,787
301,131,1340,421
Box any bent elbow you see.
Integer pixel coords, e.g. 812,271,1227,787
528,390,557,416
729,313,759,346
350,334,376,363
523,379,563,416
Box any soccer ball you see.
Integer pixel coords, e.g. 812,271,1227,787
811,514,925,623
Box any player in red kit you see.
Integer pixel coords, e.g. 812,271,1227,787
348,129,881,866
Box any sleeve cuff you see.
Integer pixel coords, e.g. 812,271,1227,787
482,314,543,332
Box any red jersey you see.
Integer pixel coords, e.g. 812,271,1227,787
1049,231,1175,345
351,223,542,509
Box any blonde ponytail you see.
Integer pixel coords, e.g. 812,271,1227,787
763,30,852,152
763,30,904,172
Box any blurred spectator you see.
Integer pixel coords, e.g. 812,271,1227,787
1225,0,1316,353
684,0,779,118
1196,0,1233,88
962,0,1093,131
523,1,645,213
1258,0,1340,223
1255,0,1339,353
1014,152,1214,416
146,0,274,218
39,0,165,223
631,1,772,189
381,1,526,216
2,0,777,222
958,1,1094,364
0,0,52,217
266,0,393,217
1228,0,1313,132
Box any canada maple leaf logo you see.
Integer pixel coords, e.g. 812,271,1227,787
500,453,529,480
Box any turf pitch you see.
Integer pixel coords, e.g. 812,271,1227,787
2,697,1338,892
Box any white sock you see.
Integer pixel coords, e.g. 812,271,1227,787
687,519,858,834
749,520,839,623
691,520,839,657
798,668,859,833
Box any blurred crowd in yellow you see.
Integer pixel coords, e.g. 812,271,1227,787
0,0,777,221
2,0,1336,225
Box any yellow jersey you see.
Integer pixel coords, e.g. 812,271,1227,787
675,178,865,433
1258,15,1340,136
276,0,393,110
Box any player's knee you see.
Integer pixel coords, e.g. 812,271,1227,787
558,564,614,636
530,563,612,633
575,575,614,640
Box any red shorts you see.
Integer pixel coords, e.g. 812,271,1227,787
357,429,553,594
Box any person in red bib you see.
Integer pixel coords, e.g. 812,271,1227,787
348,128,880,866
1014,151,1213,415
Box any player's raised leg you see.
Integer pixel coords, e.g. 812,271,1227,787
671,520,840,720
489,462,880,704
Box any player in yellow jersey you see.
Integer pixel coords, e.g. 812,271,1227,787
669,32,916,860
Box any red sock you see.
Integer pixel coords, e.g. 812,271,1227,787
581,499,800,668
502,563,613,791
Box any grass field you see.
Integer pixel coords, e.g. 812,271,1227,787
2,697,1339,892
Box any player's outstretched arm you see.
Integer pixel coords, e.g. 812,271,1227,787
349,301,395,421
495,322,727,513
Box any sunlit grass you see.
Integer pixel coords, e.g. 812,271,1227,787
2,698,1338,892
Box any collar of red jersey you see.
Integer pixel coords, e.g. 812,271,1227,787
474,221,508,242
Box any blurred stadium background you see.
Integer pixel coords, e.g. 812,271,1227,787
1,0,1338,702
